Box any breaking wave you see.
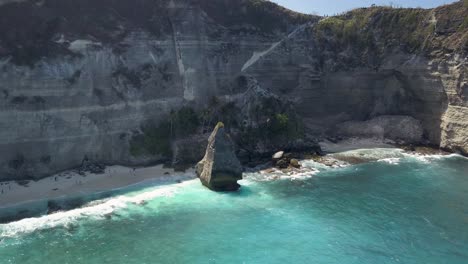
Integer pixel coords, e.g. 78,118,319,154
0,180,195,238
1,150,465,239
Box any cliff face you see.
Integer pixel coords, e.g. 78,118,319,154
307,2,467,151
0,0,466,180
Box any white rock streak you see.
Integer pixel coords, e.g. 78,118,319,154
68,39,101,53
241,23,310,72
170,20,195,101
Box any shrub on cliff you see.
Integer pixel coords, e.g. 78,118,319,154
130,107,200,158
266,113,304,140
198,0,315,34
130,121,172,157
315,7,434,53
314,1,467,68
170,107,200,138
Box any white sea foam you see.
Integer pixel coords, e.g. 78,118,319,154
332,148,406,160
335,148,464,165
378,158,401,165
244,166,319,182
2,151,464,238
0,181,195,238
300,160,340,170
402,152,465,163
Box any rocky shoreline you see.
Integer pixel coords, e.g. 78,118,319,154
1,1,466,182
0,137,456,189
244,138,455,181
0,138,461,224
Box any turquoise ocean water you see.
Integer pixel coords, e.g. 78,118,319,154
1,151,467,264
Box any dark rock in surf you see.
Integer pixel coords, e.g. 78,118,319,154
274,152,292,169
290,158,301,168
196,123,243,191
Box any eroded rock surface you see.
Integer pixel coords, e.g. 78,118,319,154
196,123,243,191
0,0,466,180
335,116,424,144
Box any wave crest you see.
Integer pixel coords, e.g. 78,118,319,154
0,182,189,238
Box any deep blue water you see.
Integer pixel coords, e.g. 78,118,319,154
1,152,467,264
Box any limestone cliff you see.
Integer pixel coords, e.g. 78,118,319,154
0,0,466,181
308,2,467,153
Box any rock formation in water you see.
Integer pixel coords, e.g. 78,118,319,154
0,0,466,180
196,123,243,191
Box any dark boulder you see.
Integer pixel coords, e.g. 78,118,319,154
78,156,105,175
290,159,301,168
196,123,243,191
274,152,292,169
276,158,290,169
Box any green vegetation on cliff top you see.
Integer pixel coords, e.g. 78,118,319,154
198,0,316,34
315,1,467,56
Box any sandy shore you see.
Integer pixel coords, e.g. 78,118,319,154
0,138,453,211
319,138,395,153
0,165,196,209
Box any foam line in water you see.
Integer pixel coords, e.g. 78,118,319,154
402,152,466,163
1,152,464,238
244,168,319,182
0,180,196,238
377,158,401,165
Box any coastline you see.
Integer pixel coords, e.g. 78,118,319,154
248,138,458,182
0,138,460,222
0,165,196,210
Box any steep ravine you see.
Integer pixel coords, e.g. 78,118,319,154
0,0,466,181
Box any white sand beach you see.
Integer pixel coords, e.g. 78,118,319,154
0,165,196,209
0,139,452,211
319,138,395,153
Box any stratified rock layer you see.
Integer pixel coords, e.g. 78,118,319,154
196,123,243,191
0,0,466,180
335,116,424,143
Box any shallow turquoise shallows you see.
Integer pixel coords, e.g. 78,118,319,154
1,153,468,264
